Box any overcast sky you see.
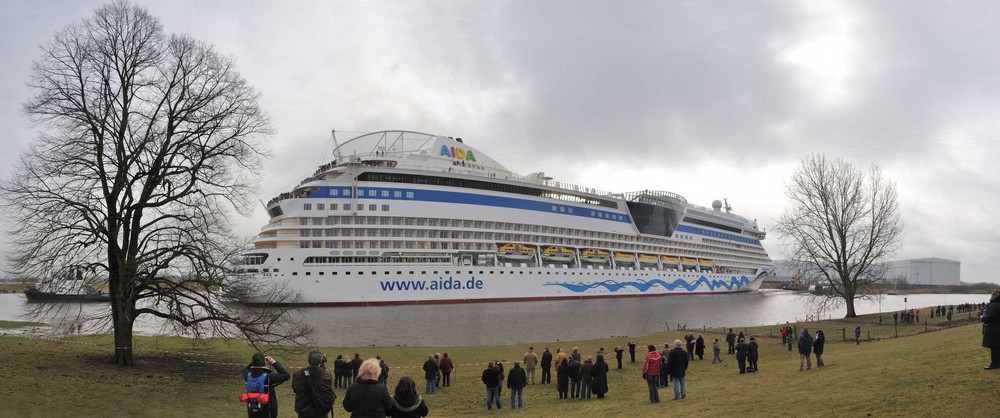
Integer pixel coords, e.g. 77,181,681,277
2,1,998,284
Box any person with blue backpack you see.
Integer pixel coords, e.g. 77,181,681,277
241,352,291,418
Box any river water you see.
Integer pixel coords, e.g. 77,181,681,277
0,291,988,347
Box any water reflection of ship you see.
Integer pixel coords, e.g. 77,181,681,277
22,267,109,303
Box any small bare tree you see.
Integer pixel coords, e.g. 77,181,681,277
2,1,309,366
776,154,903,318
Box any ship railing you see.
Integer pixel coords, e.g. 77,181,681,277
267,154,624,206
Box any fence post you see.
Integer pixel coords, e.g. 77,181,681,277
842,328,846,341
867,330,870,341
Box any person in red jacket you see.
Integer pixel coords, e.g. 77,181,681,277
641,344,662,403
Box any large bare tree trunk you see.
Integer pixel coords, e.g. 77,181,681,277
112,312,135,366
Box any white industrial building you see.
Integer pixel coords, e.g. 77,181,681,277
884,258,961,286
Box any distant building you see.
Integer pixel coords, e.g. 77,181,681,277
768,257,961,286
768,260,809,283
885,258,961,286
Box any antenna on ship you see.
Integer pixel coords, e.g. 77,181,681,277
331,129,342,160
723,198,732,213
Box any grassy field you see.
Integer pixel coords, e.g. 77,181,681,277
4,312,999,417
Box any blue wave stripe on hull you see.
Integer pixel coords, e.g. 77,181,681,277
543,276,753,293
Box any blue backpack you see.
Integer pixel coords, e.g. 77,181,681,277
244,371,270,412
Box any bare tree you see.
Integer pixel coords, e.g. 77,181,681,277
776,154,903,318
2,1,309,366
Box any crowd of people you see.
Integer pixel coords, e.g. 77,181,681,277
235,299,1000,416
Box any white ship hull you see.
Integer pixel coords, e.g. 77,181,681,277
250,263,768,306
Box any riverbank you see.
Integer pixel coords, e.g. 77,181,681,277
4,309,998,417
761,281,994,294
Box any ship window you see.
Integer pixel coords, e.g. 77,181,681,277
304,203,312,210
406,191,414,198
397,271,402,274
330,189,339,196
317,203,325,210
330,204,338,210
369,204,376,211
292,272,298,276
305,272,311,276
273,269,279,272
357,204,363,211
394,191,402,198
318,272,324,275
369,190,377,197
381,190,389,197
409,271,414,274
382,204,389,211
433,271,437,274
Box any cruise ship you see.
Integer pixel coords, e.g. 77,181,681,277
239,131,773,306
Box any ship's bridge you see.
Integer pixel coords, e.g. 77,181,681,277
623,190,688,237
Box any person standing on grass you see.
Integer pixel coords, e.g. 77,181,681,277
433,353,442,388
579,356,595,399
333,355,345,389
981,289,1000,370
642,344,662,404
614,345,624,369
421,355,438,395
556,358,570,399
482,362,502,409
293,350,335,418
541,348,553,384
798,328,814,371
592,354,609,399
568,355,582,398
377,356,389,386
712,338,722,364
524,347,539,385
855,325,862,345
685,333,696,360
747,336,759,372
440,352,454,387
695,334,706,360
666,339,689,400
507,360,527,409
813,330,826,367
734,338,749,374
628,340,637,363
726,329,736,354
495,360,505,399
350,354,363,383
242,352,291,418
